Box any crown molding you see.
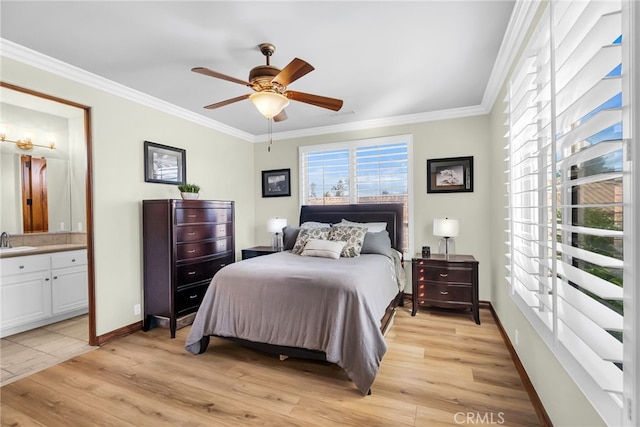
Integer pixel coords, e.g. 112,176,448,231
481,0,542,111
255,104,488,142
0,38,255,142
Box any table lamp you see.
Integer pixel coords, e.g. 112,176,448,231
267,217,287,251
433,218,459,256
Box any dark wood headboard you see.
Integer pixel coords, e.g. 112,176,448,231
299,204,404,252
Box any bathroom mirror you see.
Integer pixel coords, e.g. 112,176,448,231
0,86,86,234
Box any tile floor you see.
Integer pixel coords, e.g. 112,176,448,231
0,315,96,386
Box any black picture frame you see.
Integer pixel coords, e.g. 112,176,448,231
144,141,186,185
427,156,474,193
262,168,291,197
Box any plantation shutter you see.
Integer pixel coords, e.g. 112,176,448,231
506,0,628,423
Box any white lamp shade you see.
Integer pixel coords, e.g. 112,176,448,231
249,92,290,119
267,217,288,233
433,218,459,237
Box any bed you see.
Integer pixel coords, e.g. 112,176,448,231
185,204,405,394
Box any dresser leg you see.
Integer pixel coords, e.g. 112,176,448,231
411,297,417,316
170,318,177,339
473,308,480,325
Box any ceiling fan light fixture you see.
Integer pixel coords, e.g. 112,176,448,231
249,92,290,119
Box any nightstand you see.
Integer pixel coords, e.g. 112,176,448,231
411,254,479,324
241,246,278,260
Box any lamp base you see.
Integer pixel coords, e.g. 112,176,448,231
271,233,284,251
438,237,455,256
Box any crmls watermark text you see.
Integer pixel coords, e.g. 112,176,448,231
454,412,506,424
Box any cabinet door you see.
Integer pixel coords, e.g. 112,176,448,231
0,271,52,332
51,267,88,315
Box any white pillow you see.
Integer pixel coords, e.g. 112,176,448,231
301,239,346,259
300,221,332,229
340,219,387,233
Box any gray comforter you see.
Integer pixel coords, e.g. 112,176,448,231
185,250,404,394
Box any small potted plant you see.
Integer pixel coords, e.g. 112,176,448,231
178,183,200,200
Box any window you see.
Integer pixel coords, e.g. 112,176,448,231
505,1,634,424
300,135,411,253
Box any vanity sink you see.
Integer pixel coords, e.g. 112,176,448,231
0,246,37,253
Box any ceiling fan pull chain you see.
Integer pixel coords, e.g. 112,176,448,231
268,118,273,152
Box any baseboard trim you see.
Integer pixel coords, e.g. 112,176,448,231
485,301,553,427
96,321,142,346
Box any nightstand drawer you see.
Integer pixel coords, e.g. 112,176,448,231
415,265,472,284
417,282,472,304
176,282,209,315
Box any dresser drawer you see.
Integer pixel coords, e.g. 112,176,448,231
175,208,232,225
176,282,209,315
176,255,232,286
177,238,232,261
176,223,231,243
414,265,472,284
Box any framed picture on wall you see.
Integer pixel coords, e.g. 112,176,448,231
144,141,186,185
427,156,473,193
262,168,291,197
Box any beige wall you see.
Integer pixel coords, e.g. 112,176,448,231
253,116,493,298
0,57,256,336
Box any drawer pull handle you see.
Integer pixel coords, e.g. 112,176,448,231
71,259,76,262
440,291,449,295
188,250,196,254
188,232,196,236
440,273,448,277
53,276,58,280
45,278,50,281
19,265,24,269
188,271,197,275
189,294,198,299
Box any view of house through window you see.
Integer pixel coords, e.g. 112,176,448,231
300,136,410,253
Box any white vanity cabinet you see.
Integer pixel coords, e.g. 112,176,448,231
0,249,88,337
0,254,52,333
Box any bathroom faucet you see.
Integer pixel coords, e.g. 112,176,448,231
0,232,11,248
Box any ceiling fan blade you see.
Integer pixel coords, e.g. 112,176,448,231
273,109,288,122
192,67,251,87
272,58,314,87
203,94,250,109
285,91,343,111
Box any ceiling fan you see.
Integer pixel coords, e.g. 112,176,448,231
192,43,343,122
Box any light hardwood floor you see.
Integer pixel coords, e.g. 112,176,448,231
0,307,543,426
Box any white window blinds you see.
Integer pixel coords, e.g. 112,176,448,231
300,135,410,252
505,1,632,424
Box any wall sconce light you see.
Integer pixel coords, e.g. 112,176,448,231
267,217,288,251
433,218,459,256
0,126,56,150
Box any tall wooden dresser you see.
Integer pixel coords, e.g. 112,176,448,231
142,199,234,337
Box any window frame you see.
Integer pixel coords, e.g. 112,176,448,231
299,134,413,256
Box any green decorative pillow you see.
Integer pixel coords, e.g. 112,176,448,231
328,225,368,258
291,227,331,255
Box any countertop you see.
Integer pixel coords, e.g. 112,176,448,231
0,244,87,259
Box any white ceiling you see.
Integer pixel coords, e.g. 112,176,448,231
0,1,516,139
